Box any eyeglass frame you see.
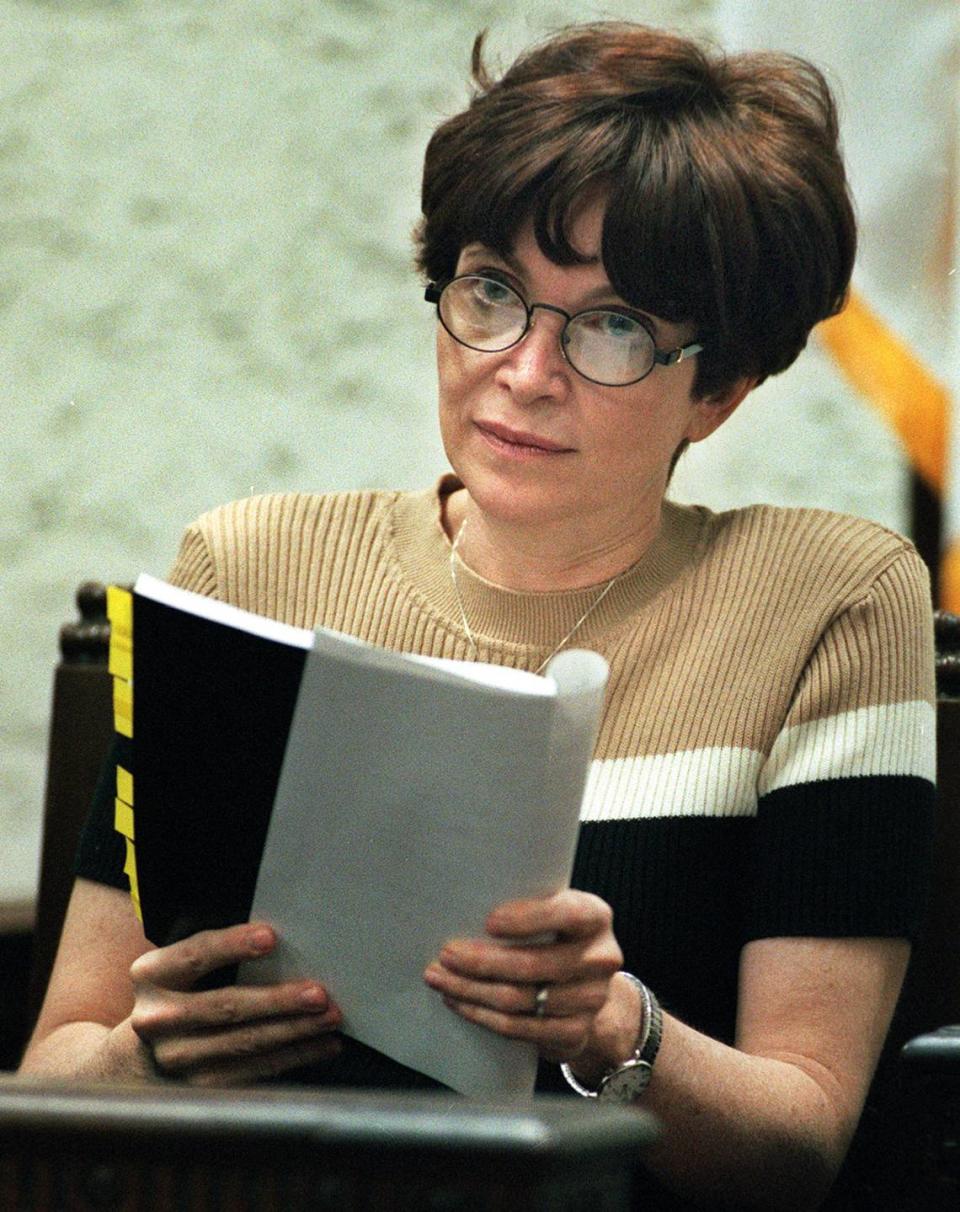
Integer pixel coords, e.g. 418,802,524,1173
424,275,704,387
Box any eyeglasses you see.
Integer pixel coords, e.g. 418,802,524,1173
424,274,703,387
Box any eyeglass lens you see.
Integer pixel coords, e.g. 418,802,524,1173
437,275,656,386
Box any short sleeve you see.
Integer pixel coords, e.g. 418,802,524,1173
746,546,936,941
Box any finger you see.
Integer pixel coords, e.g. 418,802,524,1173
486,891,614,941
425,964,541,1016
183,1034,344,1087
132,923,278,992
424,964,608,1019
442,996,592,1062
149,1007,342,1075
437,934,621,986
133,978,335,1041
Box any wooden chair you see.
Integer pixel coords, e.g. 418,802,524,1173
827,611,960,1208
888,612,960,1207
0,1080,655,1211
897,610,960,1038
25,583,113,1032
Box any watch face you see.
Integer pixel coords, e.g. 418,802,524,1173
599,1059,652,1103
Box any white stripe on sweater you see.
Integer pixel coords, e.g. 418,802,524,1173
759,699,936,794
581,746,762,821
581,700,935,822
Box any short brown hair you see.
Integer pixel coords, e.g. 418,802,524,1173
415,23,856,399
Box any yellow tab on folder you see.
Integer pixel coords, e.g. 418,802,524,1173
107,585,133,682
115,798,135,841
123,838,142,922
113,677,133,738
116,764,134,807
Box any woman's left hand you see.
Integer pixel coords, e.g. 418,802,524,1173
423,889,624,1064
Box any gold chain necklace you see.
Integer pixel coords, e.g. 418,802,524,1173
449,518,628,676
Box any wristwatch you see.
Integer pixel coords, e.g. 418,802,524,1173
561,973,662,1103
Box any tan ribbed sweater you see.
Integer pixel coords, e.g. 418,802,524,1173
80,476,936,1086
168,477,935,821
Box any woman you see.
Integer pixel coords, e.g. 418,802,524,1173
21,23,935,1211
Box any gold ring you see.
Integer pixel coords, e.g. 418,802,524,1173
534,984,550,1018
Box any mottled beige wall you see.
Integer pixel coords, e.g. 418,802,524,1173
0,0,906,906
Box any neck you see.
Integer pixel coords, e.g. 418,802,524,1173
445,490,663,591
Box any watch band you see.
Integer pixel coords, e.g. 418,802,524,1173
561,973,662,1100
636,977,663,1070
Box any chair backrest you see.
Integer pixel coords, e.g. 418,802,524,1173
894,610,960,1042
26,583,113,1030
828,612,960,1208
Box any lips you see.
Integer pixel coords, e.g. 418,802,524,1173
474,420,574,454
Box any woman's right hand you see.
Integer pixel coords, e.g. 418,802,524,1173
21,882,343,1086
124,921,343,1085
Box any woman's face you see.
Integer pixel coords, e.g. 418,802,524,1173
436,199,738,542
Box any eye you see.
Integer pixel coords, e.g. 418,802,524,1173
591,310,645,340
468,274,521,309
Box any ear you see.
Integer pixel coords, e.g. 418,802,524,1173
684,377,756,444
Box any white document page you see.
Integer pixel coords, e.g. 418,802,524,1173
244,642,608,1097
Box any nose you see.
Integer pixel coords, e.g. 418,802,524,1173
495,305,570,399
